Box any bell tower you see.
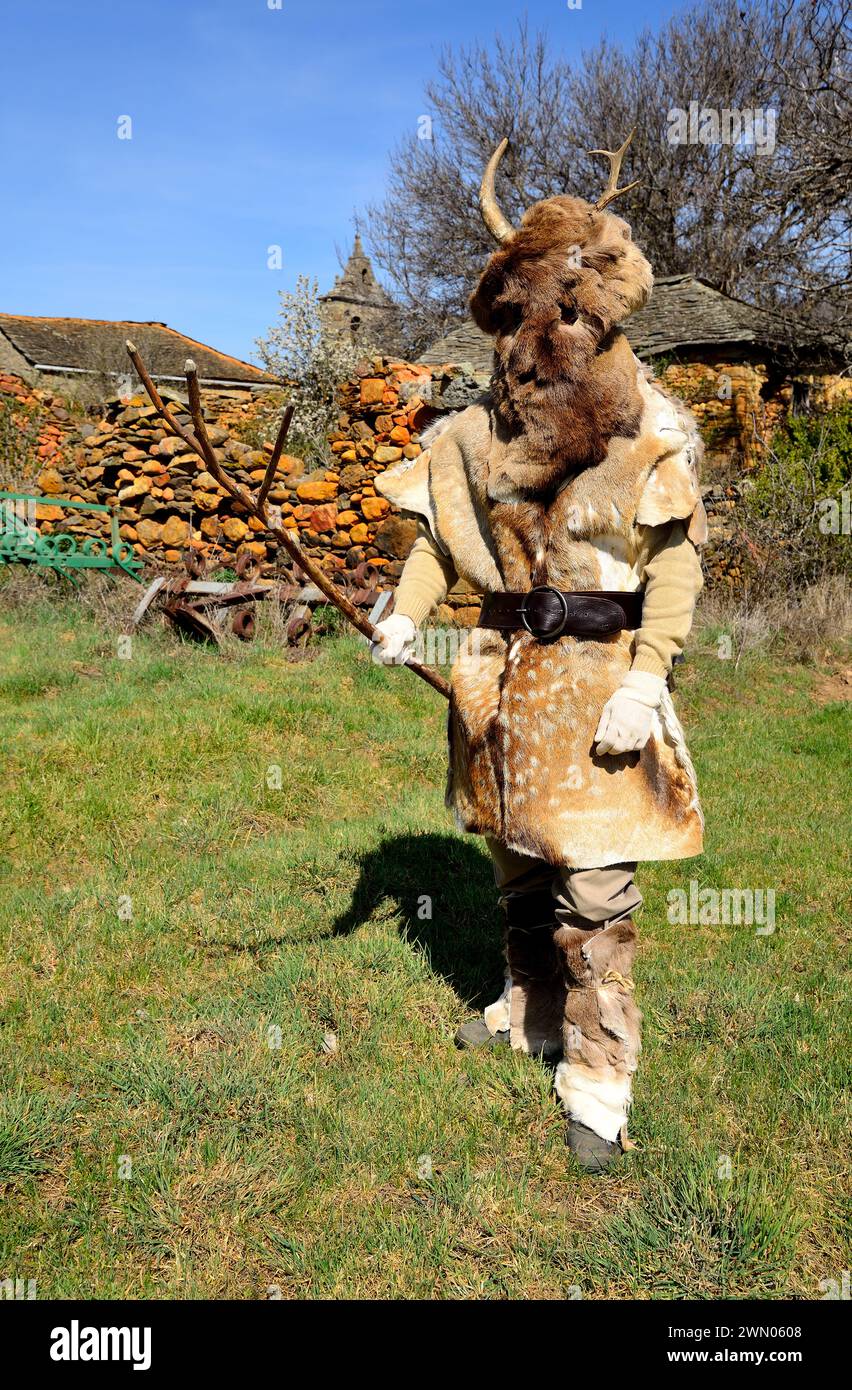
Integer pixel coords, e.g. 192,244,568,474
319,235,399,352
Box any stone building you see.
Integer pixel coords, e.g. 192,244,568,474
420,274,851,473
0,313,280,415
319,236,400,354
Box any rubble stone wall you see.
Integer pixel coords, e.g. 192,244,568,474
3,352,849,597
0,361,446,581
657,355,852,472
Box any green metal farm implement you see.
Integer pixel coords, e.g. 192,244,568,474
0,492,143,581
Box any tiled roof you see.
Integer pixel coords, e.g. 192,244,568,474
0,314,279,385
420,275,837,370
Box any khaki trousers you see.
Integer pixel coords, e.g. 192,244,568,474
487,838,642,927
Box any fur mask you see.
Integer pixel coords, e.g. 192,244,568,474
469,138,653,487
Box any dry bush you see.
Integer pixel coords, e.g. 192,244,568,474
733,401,852,600
695,574,852,666
0,568,146,634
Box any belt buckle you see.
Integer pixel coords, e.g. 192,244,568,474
520,585,570,640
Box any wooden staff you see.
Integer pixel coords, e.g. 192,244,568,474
125,341,451,699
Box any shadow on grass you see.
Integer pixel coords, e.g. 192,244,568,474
331,831,504,1012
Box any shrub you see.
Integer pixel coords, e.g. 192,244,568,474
256,276,360,464
737,401,852,596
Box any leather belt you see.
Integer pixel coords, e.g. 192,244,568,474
478,587,644,641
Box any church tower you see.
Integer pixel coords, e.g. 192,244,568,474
319,235,399,353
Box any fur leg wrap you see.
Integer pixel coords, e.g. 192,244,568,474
553,917,641,1142
483,977,511,1035
505,889,566,1057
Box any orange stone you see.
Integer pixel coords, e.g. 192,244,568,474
360,378,386,406
296,480,337,503
117,479,152,501
361,496,389,520
308,504,337,534
221,517,249,543
136,519,163,546
160,515,190,547
37,468,64,494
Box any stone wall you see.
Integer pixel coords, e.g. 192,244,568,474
3,352,848,595
657,354,852,474
0,364,443,578
0,373,301,569
0,361,470,583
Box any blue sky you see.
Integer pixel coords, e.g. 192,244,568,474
0,0,686,364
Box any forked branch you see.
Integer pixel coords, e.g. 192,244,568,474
125,342,451,698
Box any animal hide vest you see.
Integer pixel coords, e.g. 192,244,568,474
377,350,706,868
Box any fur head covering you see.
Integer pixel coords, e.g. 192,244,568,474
471,195,652,342
470,145,653,482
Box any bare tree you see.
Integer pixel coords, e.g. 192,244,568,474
366,1,851,355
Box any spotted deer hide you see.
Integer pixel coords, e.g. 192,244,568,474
377,342,705,868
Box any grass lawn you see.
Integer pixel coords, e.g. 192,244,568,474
0,586,849,1300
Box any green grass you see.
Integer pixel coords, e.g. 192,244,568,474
0,589,849,1299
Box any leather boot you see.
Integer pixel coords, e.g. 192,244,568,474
454,887,564,1055
454,1017,509,1049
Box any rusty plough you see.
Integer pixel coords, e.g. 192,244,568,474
130,536,392,646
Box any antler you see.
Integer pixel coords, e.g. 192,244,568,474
588,128,640,211
479,138,515,244
124,342,451,699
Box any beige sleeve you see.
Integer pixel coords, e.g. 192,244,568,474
631,521,704,678
392,521,458,626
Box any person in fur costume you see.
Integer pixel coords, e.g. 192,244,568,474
371,134,706,1173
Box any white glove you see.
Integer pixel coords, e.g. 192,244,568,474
594,670,666,756
370,613,417,665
